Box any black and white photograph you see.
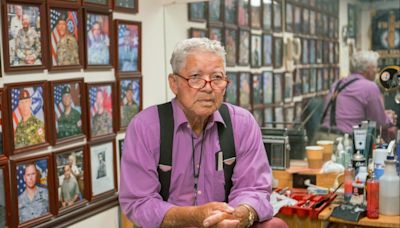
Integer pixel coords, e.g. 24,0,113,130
90,141,115,197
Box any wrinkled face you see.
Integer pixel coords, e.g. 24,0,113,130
15,6,22,17
62,93,72,107
57,20,67,37
365,63,379,81
168,51,226,119
22,15,30,29
64,165,71,179
92,23,101,37
18,98,32,117
24,165,37,189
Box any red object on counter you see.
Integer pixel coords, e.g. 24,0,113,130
367,176,379,219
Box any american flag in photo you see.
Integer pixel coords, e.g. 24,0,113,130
11,87,44,131
54,84,80,120
118,24,138,47
89,87,98,117
118,24,127,44
50,9,79,65
16,160,48,196
120,80,140,106
89,86,112,117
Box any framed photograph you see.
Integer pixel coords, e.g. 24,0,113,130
284,72,293,103
347,4,356,38
50,78,86,145
274,106,284,128
84,10,113,69
239,72,251,110
238,29,250,66
0,162,10,228
83,0,111,9
250,34,262,68
208,0,223,24
2,2,47,72
285,2,293,32
293,5,302,34
273,36,283,68
322,14,328,37
272,0,282,32
309,10,316,36
316,12,322,36
237,0,249,28
224,0,237,25
301,38,308,64
262,0,272,31
115,20,141,74
250,0,261,29
224,28,237,66
273,73,283,103
188,2,206,22
316,68,323,92
293,69,302,97
302,8,309,34
114,0,138,14
262,71,273,104
323,40,329,64
334,42,339,64
284,106,294,127
88,140,117,200
309,68,317,93
86,82,116,141
117,77,142,131
54,146,87,213
208,25,223,42
47,5,83,71
252,109,264,126
0,90,3,156
301,69,310,94
225,72,239,105
316,39,323,64
262,34,272,66
252,73,263,106
323,68,330,90
309,39,316,64
188,28,207,38
11,155,54,226
263,107,273,128
4,81,50,154
118,139,124,160
294,101,302,122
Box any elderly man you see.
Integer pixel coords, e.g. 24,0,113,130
119,38,287,227
317,50,397,142
14,14,41,65
60,164,80,208
18,163,49,223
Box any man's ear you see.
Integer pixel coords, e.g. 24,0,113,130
168,74,178,95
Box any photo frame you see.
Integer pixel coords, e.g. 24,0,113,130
188,28,207,38
84,9,113,69
250,0,261,29
208,0,223,24
284,72,293,103
316,39,323,64
0,89,3,156
285,2,293,32
49,78,86,145
272,0,282,32
309,10,316,35
86,82,116,141
262,71,273,104
293,69,302,97
0,161,10,228
10,154,54,227
316,68,323,92
239,72,251,110
301,69,310,94
117,77,142,131
252,73,263,107
4,81,50,154
309,68,317,93
47,5,84,71
2,1,47,72
223,0,237,25
293,5,302,34
250,34,262,68
115,20,141,75
309,39,316,64
347,4,356,38
208,25,223,43
238,29,250,66
224,28,237,67
302,8,309,34
262,34,272,66
262,0,272,32
273,36,283,68
54,146,88,214
284,106,294,127
225,72,239,105
113,0,138,14
188,2,206,23
82,0,111,9
323,68,330,91
294,101,302,122
263,107,273,128
301,38,308,64
237,0,249,28
273,73,283,103
252,109,264,126
274,106,284,128
88,139,117,200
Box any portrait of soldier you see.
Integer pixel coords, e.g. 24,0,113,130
60,164,80,208
52,13,79,66
120,82,139,127
87,19,110,65
91,89,112,136
118,27,137,71
14,14,42,66
57,86,82,139
14,89,45,148
96,152,106,179
18,163,49,223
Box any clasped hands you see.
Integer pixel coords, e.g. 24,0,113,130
198,202,252,228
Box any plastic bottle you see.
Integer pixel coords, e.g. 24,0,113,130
379,157,400,216
344,133,352,166
367,173,379,219
344,163,355,202
354,166,368,195
336,137,345,166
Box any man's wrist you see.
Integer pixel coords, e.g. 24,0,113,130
239,204,256,228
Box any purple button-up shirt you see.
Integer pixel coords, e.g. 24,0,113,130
119,98,273,227
321,73,393,133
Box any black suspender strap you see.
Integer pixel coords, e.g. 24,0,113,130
157,102,174,201
157,102,236,202
321,78,359,128
217,103,236,203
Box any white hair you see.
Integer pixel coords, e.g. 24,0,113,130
350,50,379,73
169,38,226,74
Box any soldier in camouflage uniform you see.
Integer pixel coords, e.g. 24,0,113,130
14,15,41,65
54,17,79,66
121,83,139,127
15,90,45,148
18,163,49,223
57,86,82,139
92,90,112,136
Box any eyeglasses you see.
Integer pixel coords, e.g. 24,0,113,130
174,73,229,90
